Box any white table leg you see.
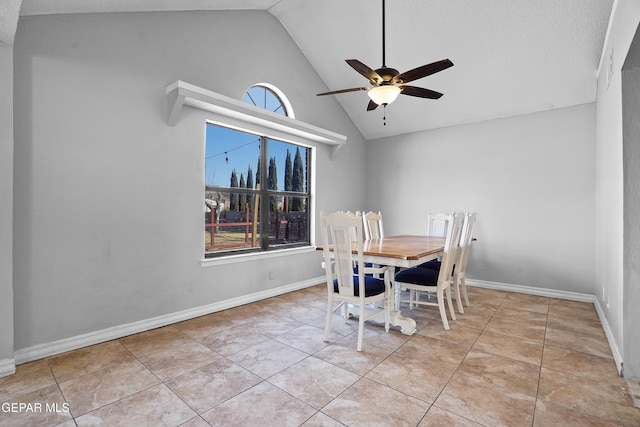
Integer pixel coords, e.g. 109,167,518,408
389,309,417,335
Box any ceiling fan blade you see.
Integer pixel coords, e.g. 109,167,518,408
392,59,454,84
400,85,444,99
367,100,379,111
316,87,369,96
346,59,382,82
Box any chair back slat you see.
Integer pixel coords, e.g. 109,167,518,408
427,212,449,237
363,211,384,240
457,212,477,274
438,213,464,284
321,211,364,298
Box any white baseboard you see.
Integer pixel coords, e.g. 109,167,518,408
594,298,624,375
466,279,623,375
14,277,325,365
466,279,595,302
0,357,16,378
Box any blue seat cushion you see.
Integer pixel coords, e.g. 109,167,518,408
417,260,455,275
395,267,439,286
417,259,441,270
333,275,386,297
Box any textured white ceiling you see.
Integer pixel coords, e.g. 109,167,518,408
11,0,614,140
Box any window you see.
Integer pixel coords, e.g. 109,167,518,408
204,85,310,257
243,83,293,117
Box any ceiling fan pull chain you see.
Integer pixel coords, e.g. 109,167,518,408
383,104,387,126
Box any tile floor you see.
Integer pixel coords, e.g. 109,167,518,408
1,285,640,426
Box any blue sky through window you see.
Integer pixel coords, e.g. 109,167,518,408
205,124,306,191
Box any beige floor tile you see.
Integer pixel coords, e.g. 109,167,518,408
448,309,494,330
127,338,220,381
311,310,361,336
179,416,212,427
200,381,316,427
548,299,599,321
395,333,468,367
75,384,196,426
322,377,430,427
505,292,550,303
5,287,639,427
0,384,73,426
47,340,134,383
165,357,262,413
473,330,544,366
542,345,621,383
484,316,546,343
538,367,640,426
227,339,309,379
0,359,56,402
492,306,548,327
366,353,457,403
628,379,640,406
301,411,345,426
544,326,613,359
196,323,271,356
546,313,606,337
360,323,412,352
59,358,159,416
435,372,536,427
417,320,483,349
500,296,550,314
268,356,360,409
243,314,307,338
273,324,341,354
419,406,483,426
533,400,622,427
173,312,245,339
456,350,540,397
313,336,391,376
119,325,193,355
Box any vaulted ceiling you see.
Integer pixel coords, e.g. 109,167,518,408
6,0,614,140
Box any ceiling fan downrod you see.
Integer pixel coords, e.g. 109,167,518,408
381,0,386,68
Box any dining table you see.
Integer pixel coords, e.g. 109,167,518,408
317,234,446,335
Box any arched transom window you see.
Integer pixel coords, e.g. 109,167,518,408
243,83,294,118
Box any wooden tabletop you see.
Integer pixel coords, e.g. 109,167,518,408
360,235,446,260
317,235,446,267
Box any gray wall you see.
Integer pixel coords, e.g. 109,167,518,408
621,10,640,380
12,11,366,352
595,0,640,378
0,40,14,372
367,104,596,294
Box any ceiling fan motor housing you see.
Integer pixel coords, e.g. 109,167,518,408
373,67,400,85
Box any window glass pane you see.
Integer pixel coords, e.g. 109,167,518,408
267,139,308,194
244,86,287,116
205,191,261,254
268,195,309,247
205,124,260,189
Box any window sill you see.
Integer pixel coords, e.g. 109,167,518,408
200,245,317,267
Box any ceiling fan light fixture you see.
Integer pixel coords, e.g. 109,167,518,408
368,85,401,106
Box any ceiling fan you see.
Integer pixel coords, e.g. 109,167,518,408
316,0,453,115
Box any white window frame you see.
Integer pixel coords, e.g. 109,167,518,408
165,81,346,266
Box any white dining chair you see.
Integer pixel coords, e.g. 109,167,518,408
394,212,463,330
427,212,449,237
320,211,393,351
418,212,477,314
452,212,476,312
363,211,384,240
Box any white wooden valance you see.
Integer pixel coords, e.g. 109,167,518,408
166,81,346,157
